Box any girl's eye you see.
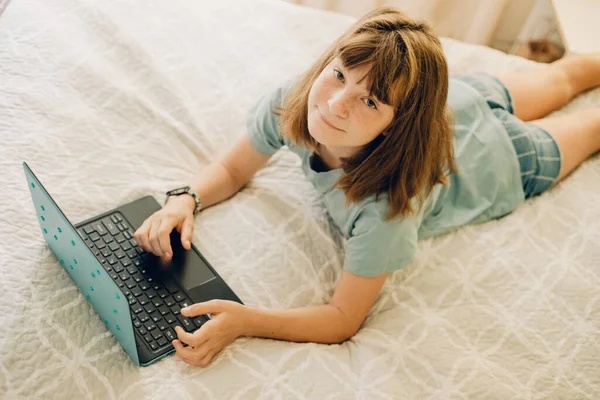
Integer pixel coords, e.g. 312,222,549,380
333,68,377,110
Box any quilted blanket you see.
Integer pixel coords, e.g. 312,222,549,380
1,0,599,398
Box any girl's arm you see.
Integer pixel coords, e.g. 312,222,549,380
187,132,272,210
242,271,390,344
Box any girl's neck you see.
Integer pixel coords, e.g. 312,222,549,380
317,144,344,170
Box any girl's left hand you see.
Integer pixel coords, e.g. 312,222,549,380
172,299,251,367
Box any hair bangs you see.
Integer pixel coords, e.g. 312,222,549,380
335,30,410,108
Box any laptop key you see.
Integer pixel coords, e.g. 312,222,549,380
92,221,108,236
157,289,169,299
165,314,177,324
131,304,143,314
157,337,168,347
115,233,126,243
89,232,101,242
107,256,118,265
132,287,143,297
177,315,195,332
109,242,120,252
164,329,176,341
138,327,147,336
139,312,149,323
133,320,142,328
164,296,175,307
163,281,180,294
152,298,162,308
152,330,163,340
144,304,156,314
126,249,137,259
83,225,94,234
157,320,169,331
110,214,119,224
158,305,170,316
103,235,114,244
151,314,162,323
115,249,126,259
102,218,120,236
144,322,156,331
125,281,137,290
144,334,153,343
149,342,158,351
138,295,149,306
173,293,186,303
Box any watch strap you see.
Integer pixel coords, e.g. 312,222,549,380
165,186,202,215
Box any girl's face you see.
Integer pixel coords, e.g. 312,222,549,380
307,57,396,159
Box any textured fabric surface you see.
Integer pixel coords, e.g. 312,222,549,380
1,0,599,398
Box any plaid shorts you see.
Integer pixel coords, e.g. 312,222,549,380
453,73,563,199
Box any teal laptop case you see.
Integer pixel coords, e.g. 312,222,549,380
23,162,141,366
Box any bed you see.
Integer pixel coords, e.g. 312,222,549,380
1,0,599,398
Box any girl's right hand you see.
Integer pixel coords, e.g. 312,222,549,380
133,195,196,262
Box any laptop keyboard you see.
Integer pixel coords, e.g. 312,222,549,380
77,212,208,353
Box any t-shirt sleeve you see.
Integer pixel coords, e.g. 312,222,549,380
343,202,421,277
245,80,292,156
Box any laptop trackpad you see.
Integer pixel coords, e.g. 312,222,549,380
147,231,216,291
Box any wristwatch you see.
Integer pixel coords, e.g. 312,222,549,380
165,186,202,215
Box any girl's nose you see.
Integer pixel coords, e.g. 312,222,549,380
328,91,349,118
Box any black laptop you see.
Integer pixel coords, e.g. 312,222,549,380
23,161,242,366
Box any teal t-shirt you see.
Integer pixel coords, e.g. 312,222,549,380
246,77,524,277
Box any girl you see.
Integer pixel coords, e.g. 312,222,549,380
133,6,600,367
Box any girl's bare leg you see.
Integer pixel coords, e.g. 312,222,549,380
529,107,600,184
496,54,600,121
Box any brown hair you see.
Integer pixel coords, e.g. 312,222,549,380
275,6,458,220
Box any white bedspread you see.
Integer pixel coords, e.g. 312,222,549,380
1,0,599,398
